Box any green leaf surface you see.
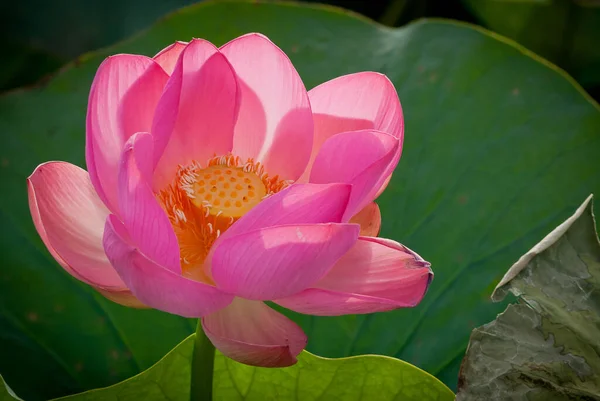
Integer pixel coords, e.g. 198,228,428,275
214,350,453,401
1,1,599,399
462,0,600,87
456,195,600,400
49,335,453,401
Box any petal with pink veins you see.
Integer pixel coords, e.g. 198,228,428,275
210,223,359,300
221,33,313,181
104,215,233,318
152,39,239,190
27,162,125,289
86,55,169,213
225,183,351,238
275,237,432,315
310,130,400,220
349,202,381,237
153,41,187,75
118,132,180,273
202,297,306,367
300,72,403,181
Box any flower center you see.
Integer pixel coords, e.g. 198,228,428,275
157,154,290,282
187,165,267,220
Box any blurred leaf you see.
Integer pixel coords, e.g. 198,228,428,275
456,195,600,400
462,0,600,87
0,40,64,92
0,1,599,399
51,335,454,401
0,376,21,401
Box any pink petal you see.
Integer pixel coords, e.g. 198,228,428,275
202,298,306,367
153,41,187,75
86,55,169,213
118,132,180,273
349,202,381,237
221,33,313,181
210,223,359,300
97,288,146,308
152,39,239,191
300,72,403,181
275,237,432,316
27,162,125,289
225,183,351,238
310,130,400,220
104,215,233,318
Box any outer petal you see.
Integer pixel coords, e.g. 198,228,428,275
349,202,381,237
104,215,233,318
97,288,146,308
275,237,432,315
202,298,306,367
86,55,169,213
300,72,403,181
152,39,239,190
221,33,313,181
153,41,187,75
225,183,351,238
118,133,180,273
27,162,125,289
310,130,400,221
210,223,359,300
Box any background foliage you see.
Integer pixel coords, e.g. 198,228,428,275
1,0,599,400
1,0,599,98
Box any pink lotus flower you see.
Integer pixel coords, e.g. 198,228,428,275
28,34,432,367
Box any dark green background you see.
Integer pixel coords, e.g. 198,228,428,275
2,0,599,97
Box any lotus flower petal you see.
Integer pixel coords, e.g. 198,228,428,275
97,288,146,308
152,39,239,190
300,72,403,181
86,55,168,213
349,202,382,237
210,223,359,300
153,41,187,75
27,162,125,289
310,129,400,220
221,33,313,181
275,237,432,315
225,183,351,238
104,215,233,317
202,297,306,367
118,132,180,273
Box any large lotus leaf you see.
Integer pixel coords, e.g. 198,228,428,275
0,39,63,92
462,0,600,88
456,195,600,400
1,1,599,399
0,336,452,401
0,0,194,61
